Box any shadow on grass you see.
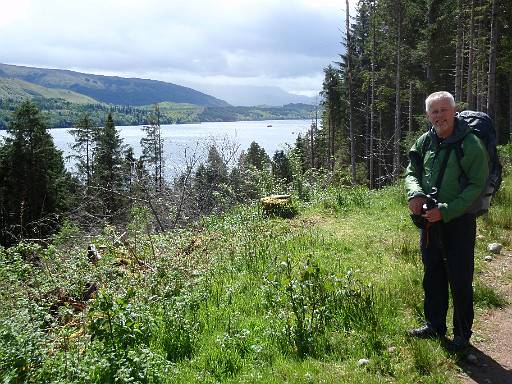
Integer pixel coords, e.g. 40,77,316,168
456,346,512,383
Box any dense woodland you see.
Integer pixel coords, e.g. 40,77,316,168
1,0,511,245
310,0,512,188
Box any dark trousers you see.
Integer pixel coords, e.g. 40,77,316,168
420,213,476,340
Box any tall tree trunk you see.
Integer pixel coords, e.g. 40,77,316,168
509,74,512,144
310,105,317,168
156,105,163,190
369,0,376,189
426,0,435,85
467,0,475,109
408,82,413,133
329,110,335,172
365,89,370,183
476,19,483,111
378,109,383,188
455,0,463,101
346,0,356,184
461,29,466,103
487,0,497,119
393,3,402,181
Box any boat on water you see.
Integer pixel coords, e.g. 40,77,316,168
267,124,272,127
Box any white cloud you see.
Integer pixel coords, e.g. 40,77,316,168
0,0,358,97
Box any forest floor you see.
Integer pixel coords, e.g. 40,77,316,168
458,246,512,384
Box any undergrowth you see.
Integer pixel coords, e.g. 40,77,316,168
1,156,510,383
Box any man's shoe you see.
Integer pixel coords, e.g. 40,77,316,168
446,336,470,352
407,325,442,339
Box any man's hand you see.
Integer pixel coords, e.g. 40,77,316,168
408,197,426,215
422,207,442,223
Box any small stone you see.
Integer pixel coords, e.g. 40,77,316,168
387,346,397,353
466,354,478,364
484,255,493,262
487,243,503,254
358,358,370,366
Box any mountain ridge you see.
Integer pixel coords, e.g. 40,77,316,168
0,63,229,107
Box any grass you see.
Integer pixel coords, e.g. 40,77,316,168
1,163,511,383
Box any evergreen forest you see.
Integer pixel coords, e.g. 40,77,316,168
316,0,511,188
1,0,512,382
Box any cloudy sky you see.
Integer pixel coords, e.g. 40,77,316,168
0,0,356,104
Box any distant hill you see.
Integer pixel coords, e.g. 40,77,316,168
0,77,97,104
0,63,317,129
0,63,229,107
197,84,316,107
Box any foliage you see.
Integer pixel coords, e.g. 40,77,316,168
272,150,293,183
140,105,164,190
308,0,512,189
91,113,130,221
2,164,511,382
243,141,271,171
0,96,316,129
69,112,97,187
263,258,383,358
0,101,72,246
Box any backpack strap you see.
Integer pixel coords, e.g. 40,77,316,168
453,139,467,185
420,134,431,159
418,133,452,194
434,145,453,193
415,133,431,176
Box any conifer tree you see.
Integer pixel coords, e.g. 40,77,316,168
193,145,229,214
244,141,270,171
272,150,293,183
93,113,127,220
0,101,70,245
70,113,97,190
140,104,164,190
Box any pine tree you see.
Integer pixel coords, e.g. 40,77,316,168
0,101,70,245
193,146,229,214
93,113,127,220
244,141,270,171
140,104,164,190
272,150,293,183
70,113,97,190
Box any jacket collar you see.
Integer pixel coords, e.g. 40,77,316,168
428,116,471,147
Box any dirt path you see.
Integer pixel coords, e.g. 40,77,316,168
457,248,512,384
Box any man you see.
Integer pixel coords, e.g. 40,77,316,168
404,91,488,350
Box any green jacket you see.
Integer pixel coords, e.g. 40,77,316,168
404,117,488,223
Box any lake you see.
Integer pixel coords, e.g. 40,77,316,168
47,119,311,174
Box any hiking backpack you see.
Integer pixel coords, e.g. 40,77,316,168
422,110,503,216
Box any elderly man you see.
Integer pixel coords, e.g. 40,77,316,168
404,91,488,350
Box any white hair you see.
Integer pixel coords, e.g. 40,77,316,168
425,91,455,112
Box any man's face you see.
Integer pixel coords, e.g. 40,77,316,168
426,99,456,138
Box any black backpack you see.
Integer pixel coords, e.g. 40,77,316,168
421,110,502,216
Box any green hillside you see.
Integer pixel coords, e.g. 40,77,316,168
0,97,315,129
0,64,315,129
1,149,510,383
0,77,97,104
0,63,229,107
